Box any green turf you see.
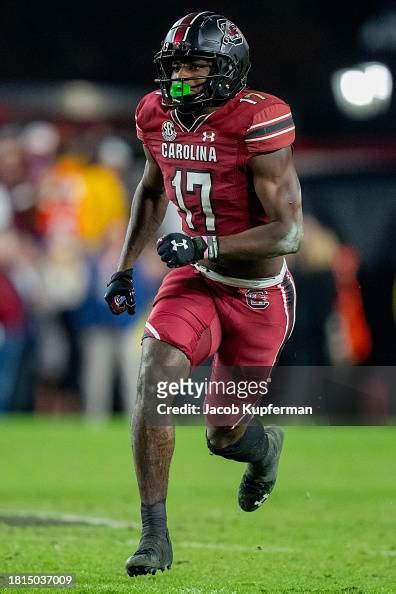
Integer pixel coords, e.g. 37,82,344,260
0,418,395,593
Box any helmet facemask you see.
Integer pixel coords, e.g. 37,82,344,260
154,48,247,113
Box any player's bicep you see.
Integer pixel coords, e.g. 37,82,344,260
141,145,165,194
248,147,302,225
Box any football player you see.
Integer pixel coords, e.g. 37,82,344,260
105,11,303,577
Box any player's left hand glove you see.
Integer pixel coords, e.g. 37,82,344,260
157,233,218,268
104,269,136,315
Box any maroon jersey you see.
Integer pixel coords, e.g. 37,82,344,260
135,89,295,237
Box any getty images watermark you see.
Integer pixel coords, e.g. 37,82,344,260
155,378,313,417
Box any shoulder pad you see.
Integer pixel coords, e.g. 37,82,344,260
135,91,163,141
240,90,295,153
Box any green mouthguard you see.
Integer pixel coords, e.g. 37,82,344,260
170,81,192,98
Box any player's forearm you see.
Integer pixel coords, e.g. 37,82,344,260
218,221,303,261
117,181,168,270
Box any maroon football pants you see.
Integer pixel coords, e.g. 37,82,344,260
144,264,296,426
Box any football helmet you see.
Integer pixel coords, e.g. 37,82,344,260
154,11,250,112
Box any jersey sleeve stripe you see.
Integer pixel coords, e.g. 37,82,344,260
247,111,292,131
245,116,294,140
245,125,295,142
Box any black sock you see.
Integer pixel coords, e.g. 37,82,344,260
206,418,269,465
141,500,167,537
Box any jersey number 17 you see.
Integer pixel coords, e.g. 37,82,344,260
171,169,215,233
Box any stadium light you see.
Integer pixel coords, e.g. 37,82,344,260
331,62,393,119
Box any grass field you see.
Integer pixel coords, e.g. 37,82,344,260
0,418,395,593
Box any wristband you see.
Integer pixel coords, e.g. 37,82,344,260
203,236,219,261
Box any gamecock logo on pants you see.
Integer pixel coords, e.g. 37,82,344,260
246,289,269,310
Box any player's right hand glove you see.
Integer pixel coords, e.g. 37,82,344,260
104,269,136,315
157,233,219,268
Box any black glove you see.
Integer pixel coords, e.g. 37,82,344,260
104,269,136,315
157,233,208,268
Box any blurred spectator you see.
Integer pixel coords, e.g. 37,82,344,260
0,131,43,411
332,246,372,364
36,145,128,248
0,185,12,230
0,131,36,235
0,124,203,415
22,121,60,183
281,215,372,366
0,228,42,411
280,216,340,365
33,136,131,408
97,135,141,194
0,231,26,411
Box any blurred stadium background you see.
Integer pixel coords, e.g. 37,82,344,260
0,0,395,418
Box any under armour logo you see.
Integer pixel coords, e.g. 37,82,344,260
254,493,269,507
202,131,215,142
171,239,188,251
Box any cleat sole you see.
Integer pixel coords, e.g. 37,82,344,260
125,529,173,577
126,563,172,577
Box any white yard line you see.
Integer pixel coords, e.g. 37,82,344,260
0,511,296,553
47,513,138,529
1,511,394,557
0,510,138,530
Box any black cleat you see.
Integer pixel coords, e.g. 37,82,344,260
125,530,173,577
238,426,284,512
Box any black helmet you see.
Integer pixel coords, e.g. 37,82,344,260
154,11,250,112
